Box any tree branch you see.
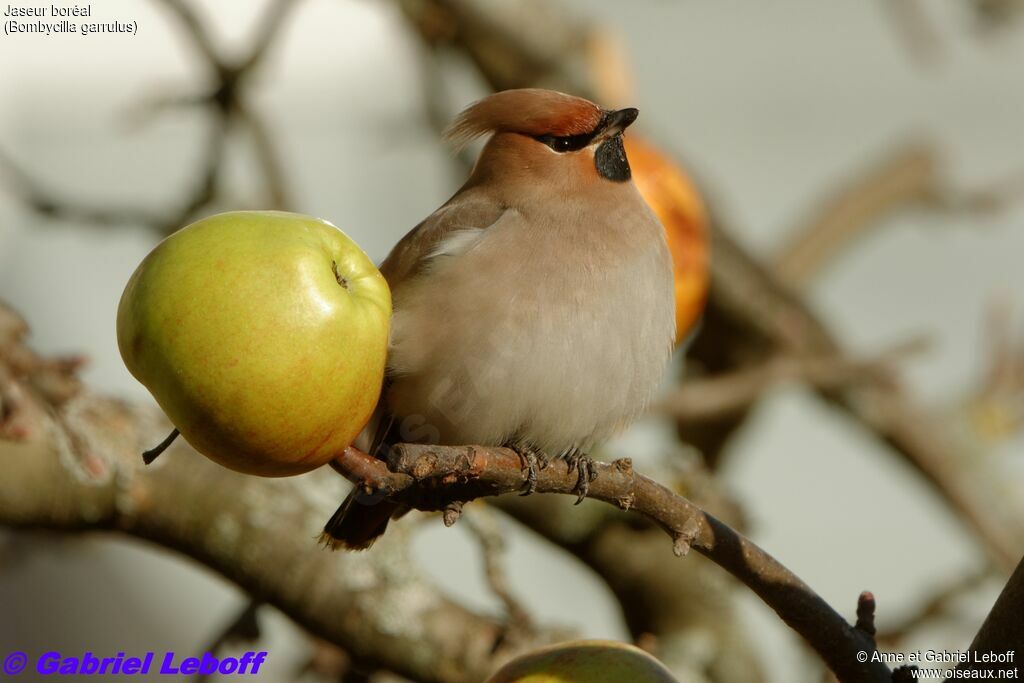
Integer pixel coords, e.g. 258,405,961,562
0,408,558,683
463,505,535,638
773,143,940,290
952,554,1024,680
877,0,945,65
653,338,926,424
0,297,571,683
0,293,886,681
876,567,994,647
0,0,295,235
773,141,1024,290
490,487,765,682
329,443,891,683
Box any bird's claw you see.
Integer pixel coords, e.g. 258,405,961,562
560,447,596,504
509,443,548,495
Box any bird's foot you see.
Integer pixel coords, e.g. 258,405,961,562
560,447,597,504
507,442,549,495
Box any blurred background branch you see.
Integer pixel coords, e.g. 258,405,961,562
0,300,562,683
0,0,296,235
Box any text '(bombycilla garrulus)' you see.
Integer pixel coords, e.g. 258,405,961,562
323,89,676,550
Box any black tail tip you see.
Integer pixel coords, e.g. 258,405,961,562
316,530,376,552
319,492,396,551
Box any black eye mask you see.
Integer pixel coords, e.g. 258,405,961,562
533,110,610,153
531,109,634,182
534,132,595,153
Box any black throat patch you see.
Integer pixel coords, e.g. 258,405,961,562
595,135,631,182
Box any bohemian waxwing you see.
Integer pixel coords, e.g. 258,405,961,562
323,88,675,549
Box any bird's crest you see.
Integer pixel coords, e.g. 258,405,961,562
444,89,604,150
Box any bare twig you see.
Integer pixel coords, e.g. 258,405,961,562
236,105,291,210
855,592,877,639
233,0,295,74
328,443,890,683
154,0,219,65
294,639,393,683
877,0,945,65
960,302,1024,443
0,412,544,683
464,505,534,635
654,337,927,423
0,300,557,683
0,146,167,229
877,566,995,647
970,0,1024,32
194,601,262,683
953,553,1024,679
774,143,940,289
396,0,589,92
0,0,296,235
774,142,1024,290
491,484,765,682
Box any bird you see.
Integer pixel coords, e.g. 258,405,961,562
322,88,676,550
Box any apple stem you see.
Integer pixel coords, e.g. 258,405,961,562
331,260,350,290
142,428,180,465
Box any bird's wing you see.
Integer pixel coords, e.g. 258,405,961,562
378,193,508,289
356,193,507,456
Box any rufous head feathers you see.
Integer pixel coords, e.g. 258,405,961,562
444,89,604,150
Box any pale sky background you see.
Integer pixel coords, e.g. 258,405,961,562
1,1,1023,681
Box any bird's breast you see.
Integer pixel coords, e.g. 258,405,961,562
386,201,675,452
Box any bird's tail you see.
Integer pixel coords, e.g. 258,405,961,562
320,404,408,550
319,489,406,551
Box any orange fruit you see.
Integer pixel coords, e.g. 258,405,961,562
626,136,710,345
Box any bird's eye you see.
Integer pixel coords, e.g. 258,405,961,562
535,133,593,153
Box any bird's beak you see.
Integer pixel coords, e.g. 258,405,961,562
596,107,639,140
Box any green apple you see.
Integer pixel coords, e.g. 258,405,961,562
117,210,391,477
486,640,678,683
